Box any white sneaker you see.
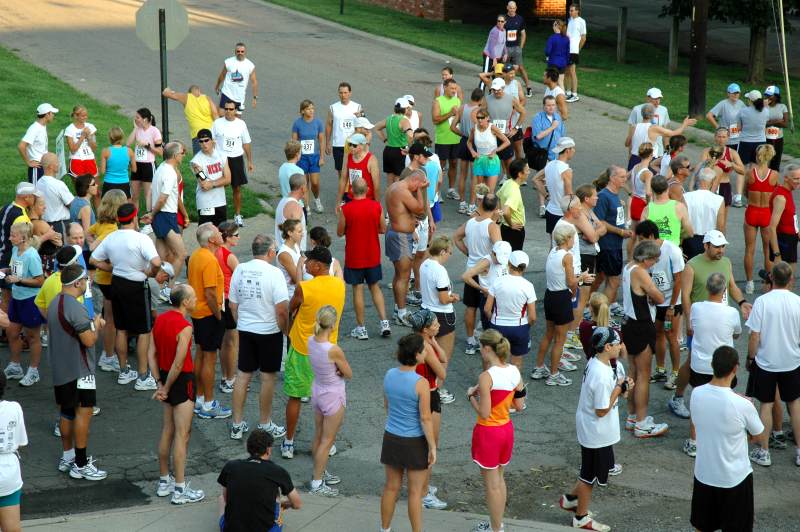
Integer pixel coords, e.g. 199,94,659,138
539,205,546,218
234,214,244,227
69,457,108,481
446,188,460,201
156,475,175,496
350,325,369,340
3,363,23,380
53,420,61,437
281,441,295,459
328,443,337,457
58,456,73,473
230,421,249,440
530,366,551,380
117,366,138,385
467,204,478,216
309,481,339,497
258,421,287,438
314,198,323,213
380,320,391,337
749,447,771,467
438,388,455,404
634,416,669,438
171,482,205,504
558,359,578,372
40,329,48,347
19,367,40,387
322,470,341,485
458,201,468,214
135,374,158,391
561,350,581,362
667,395,691,419
98,353,120,372
422,493,448,509
546,372,572,386
465,338,479,355
745,280,754,295
140,224,153,235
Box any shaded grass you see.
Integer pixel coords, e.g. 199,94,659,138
266,0,796,154
0,46,264,219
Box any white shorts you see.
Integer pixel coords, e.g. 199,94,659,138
414,217,429,253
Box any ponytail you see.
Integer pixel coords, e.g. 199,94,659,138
589,292,610,327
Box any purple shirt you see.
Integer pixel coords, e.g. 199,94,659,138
483,27,507,60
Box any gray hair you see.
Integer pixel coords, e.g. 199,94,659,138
641,104,655,121
706,272,727,296
196,222,216,246
169,283,194,308
772,261,793,288
163,141,184,161
670,154,689,175
552,223,576,246
784,164,800,178
252,234,274,256
698,167,716,183
289,173,305,192
633,240,661,262
559,194,577,213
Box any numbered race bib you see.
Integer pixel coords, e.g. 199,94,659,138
721,289,728,306
728,124,740,139
348,168,362,184
135,146,147,161
340,118,354,134
615,206,625,226
199,207,215,216
224,136,240,152
766,126,781,140
651,271,670,291
77,374,96,390
10,260,22,278
507,30,518,42
491,119,508,134
301,140,315,155
79,142,93,158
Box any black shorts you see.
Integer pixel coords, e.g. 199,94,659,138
102,181,131,199
111,275,153,335
332,146,345,171
97,282,112,301
228,155,248,187
737,141,760,165
655,304,683,321
131,161,155,182
456,136,474,162
343,265,382,285
771,233,799,263
682,235,705,261
430,389,442,414
54,380,97,409
160,369,196,406
717,182,732,207
580,254,597,274
238,330,283,373
544,289,574,326
219,93,242,112
621,318,656,355
433,311,456,336
597,249,623,277
498,143,514,161
578,444,613,486
434,143,458,162
221,300,236,330
198,205,228,228
747,363,800,403
462,277,481,308
690,369,738,389
544,210,562,234
382,146,406,175
500,224,525,251
568,53,580,66
192,315,225,351
380,431,429,470
690,474,753,532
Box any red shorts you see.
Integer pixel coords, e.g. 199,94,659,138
471,422,514,469
630,196,647,221
69,158,98,177
744,205,771,228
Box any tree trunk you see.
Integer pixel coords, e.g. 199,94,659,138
688,0,709,117
747,24,767,84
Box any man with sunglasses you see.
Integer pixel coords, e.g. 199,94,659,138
335,133,379,211
214,43,258,114
667,155,692,204
212,103,253,227
190,129,231,228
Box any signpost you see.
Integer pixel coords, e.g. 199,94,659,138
135,0,189,143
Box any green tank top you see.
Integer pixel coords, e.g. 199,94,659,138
386,114,407,148
434,95,461,145
647,200,681,246
687,255,731,304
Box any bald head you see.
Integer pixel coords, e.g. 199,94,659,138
41,152,58,175
351,178,367,197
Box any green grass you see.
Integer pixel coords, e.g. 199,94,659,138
0,46,264,220
266,0,797,156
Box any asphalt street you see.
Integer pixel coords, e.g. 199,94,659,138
1,1,798,531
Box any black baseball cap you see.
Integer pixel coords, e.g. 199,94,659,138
197,128,212,140
408,142,433,157
305,246,332,265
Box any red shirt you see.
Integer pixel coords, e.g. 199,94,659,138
153,310,193,372
771,185,797,236
216,246,233,297
341,197,382,268
346,152,375,200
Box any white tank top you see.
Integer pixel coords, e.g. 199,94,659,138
631,123,662,157
506,79,521,126
330,101,361,147
274,196,307,250
553,218,581,274
631,166,649,198
409,110,420,131
465,217,493,268
479,259,509,290
545,248,569,291
545,160,570,215
276,243,301,298
473,125,497,156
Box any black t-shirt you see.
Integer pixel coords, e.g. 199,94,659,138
0,203,25,267
218,458,295,532
505,15,526,47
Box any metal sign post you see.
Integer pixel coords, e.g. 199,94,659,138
159,8,169,142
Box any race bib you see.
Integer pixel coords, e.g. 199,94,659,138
721,289,728,306
652,113,660,125
340,118,354,134
79,143,92,158
77,374,96,390
224,136,240,152
11,260,22,278
766,126,781,140
348,168,362,184
507,30,518,42
135,146,147,161
491,119,507,133
728,124,740,139
199,207,215,216
651,271,670,291
615,206,625,226
301,140,315,155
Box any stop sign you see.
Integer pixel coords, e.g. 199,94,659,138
136,0,189,52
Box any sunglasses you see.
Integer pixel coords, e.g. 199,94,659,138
198,138,211,143
497,19,506,23
348,143,359,148
224,107,237,111
232,233,240,237
477,115,488,120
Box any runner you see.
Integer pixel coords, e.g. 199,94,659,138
535,137,575,238
65,105,98,178
99,127,135,198
641,175,693,248
700,127,745,209
543,68,569,120
275,173,307,250
565,4,587,102
764,85,789,171
291,100,326,212
683,168,726,259
765,165,800,278
545,22,570,91
126,108,163,234
627,142,654,258
530,96,566,205
504,1,531,96
743,144,778,294
162,85,219,154
485,78,526,178
450,88,483,214
0,373,27,531
214,43,258,114
190,129,231,227
212,103,253,227
375,98,413,185
706,83,746,150
467,109,510,193
336,133,380,206
18,103,58,184
278,141,303,200
627,88,671,154
468,329,525,532
432,79,462,200
625,105,696,170
216,222,240,394
276,219,304,302
35,153,74,265
658,135,687,179
325,82,362,177
149,283,205,504
433,66,464,101
736,90,769,165
228,234,288,441
497,159,530,251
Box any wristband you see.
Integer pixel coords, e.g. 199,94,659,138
737,299,747,307
619,381,628,394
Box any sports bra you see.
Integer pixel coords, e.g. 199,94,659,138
748,167,776,194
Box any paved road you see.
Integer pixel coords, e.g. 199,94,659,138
0,1,798,531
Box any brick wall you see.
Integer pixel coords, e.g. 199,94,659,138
360,0,565,23
535,0,567,19
363,0,445,19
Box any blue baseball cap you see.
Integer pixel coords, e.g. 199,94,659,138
727,83,741,94
764,85,780,96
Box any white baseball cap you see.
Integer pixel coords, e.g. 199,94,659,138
745,90,762,101
646,88,663,99
552,137,576,154
509,250,530,268
490,78,506,91
37,103,59,115
703,230,728,246
395,97,410,109
354,116,374,129
492,241,512,265
403,94,415,105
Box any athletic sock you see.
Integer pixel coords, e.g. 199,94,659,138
203,400,214,410
310,479,322,489
656,366,665,373
174,482,185,491
160,474,171,482
284,438,294,446
63,448,75,462
225,378,235,387
196,395,205,407
75,447,88,468
671,370,678,377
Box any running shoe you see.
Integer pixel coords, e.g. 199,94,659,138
171,483,205,505
546,372,572,386
465,338,479,355
380,320,392,337
197,401,232,419
322,470,341,485
69,457,108,481
625,414,637,431
458,201,468,214
472,522,496,532
566,94,580,103
258,421,287,438
559,359,578,372
438,388,455,404
92,406,101,416
559,493,578,512
564,332,582,350
159,285,171,302
219,379,234,394
314,198,323,213
679,338,688,352
732,194,744,208
422,492,448,509
539,205,546,218
53,420,61,437
134,374,158,391
140,224,154,235
667,395,690,419
309,482,338,497
526,87,533,98
530,366,551,380
446,188,460,201
664,373,678,390
19,367,40,387
561,350,581,362
609,303,625,317
745,280,754,295
156,475,175,497
3,363,23,380
350,325,369,340
649,369,667,383
796,453,800,467
467,204,478,216
749,447,771,467
98,353,120,372
300,396,310,403
234,214,244,227
40,329,48,348
572,515,609,531
117,366,138,385
406,291,422,306
769,431,788,450
509,403,527,414
608,463,623,476
230,421,249,440
58,457,74,473
683,439,697,457
281,441,295,459
329,444,337,457
634,416,669,438
393,310,414,328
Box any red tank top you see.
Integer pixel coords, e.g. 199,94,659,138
771,185,796,235
216,246,233,296
153,310,193,372
749,167,776,194
346,152,375,200
715,147,732,172
415,342,441,391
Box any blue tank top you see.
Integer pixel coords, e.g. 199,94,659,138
104,145,130,184
69,197,96,226
384,367,423,437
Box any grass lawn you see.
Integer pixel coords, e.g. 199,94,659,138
0,46,264,220
266,0,797,156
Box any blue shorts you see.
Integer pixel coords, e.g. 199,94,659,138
473,155,501,177
344,265,382,286
489,323,531,356
298,153,321,174
219,503,282,532
9,296,45,328
219,92,242,112
153,211,180,239
431,201,442,223
385,229,414,262
0,488,21,508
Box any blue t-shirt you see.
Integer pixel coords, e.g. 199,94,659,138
384,367,424,437
10,246,43,300
531,111,565,161
595,188,625,251
291,117,324,156
424,159,441,206
278,162,305,199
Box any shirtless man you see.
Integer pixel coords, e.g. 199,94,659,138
385,151,431,327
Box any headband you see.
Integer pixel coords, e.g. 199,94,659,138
117,207,138,223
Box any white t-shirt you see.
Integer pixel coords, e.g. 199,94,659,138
221,56,255,103
151,162,179,214
576,357,620,449
690,301,741,375
64,122,97,160
553,218,581,274
544,85,566,99
212,117,251,158
190,149,228,210
276,243,301,299
21,121,48,162
229,259,289,335
330,101,361,147
650,240,684,306
545,159,570,216
35,175,74,222
488,274,537,327
746,289,800,372
420,258,453,313
692,385,763,488
566,16,587,54
0,401,27,497
684,190,723,236
91,228,159,282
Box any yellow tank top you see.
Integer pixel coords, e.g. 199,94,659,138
289,275,345,355
184,93,213,138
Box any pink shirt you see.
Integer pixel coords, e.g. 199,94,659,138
133,125,162,164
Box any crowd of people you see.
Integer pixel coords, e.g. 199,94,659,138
1,2,797,531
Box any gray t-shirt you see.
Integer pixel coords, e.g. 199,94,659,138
737,106,769,143
709,99,746,137
47,294,94,386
